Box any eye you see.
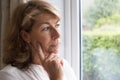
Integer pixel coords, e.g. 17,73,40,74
42,26,50,31
55,24,60,28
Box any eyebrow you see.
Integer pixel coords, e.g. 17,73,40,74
40,22,50,25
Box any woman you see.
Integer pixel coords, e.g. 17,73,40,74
0,0,77,80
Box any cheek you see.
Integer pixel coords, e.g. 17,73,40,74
39,36,51,49
40,37,50,44
29,31,52,51
30,32,50,42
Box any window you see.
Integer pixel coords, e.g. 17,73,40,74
82,0,120,80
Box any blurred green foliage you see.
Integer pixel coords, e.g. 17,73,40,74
82,0,120,79
83,0,120,29
82,32,120,80
95,14,120,28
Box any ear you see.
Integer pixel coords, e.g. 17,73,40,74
20,30,30,43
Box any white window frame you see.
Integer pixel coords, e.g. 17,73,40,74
64,0,80,79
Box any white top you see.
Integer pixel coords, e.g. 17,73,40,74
0,59,77,80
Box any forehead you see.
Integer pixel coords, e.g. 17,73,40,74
36,13,59,22
34,13,59,25
32,13,59,27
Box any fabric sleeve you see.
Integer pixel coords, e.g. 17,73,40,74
0,71,17,80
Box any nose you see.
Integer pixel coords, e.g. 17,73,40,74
51,28,60,40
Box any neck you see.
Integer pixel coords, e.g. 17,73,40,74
32,54,42,65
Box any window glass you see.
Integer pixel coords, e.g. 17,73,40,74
82,0,120,80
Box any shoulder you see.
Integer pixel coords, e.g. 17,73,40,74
0,65,32,80
0,64,49,80
1,65,17,72
0,65,18,80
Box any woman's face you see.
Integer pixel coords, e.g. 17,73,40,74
28,13,60,56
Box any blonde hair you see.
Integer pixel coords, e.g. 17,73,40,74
3,0,60,69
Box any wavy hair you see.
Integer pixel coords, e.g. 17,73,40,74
3,0,60,69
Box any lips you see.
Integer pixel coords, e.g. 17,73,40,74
47,45,58,54
50,44,59,48
47,40,60,53
51,40,60,47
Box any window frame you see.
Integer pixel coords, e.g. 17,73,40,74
64,0,80,79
